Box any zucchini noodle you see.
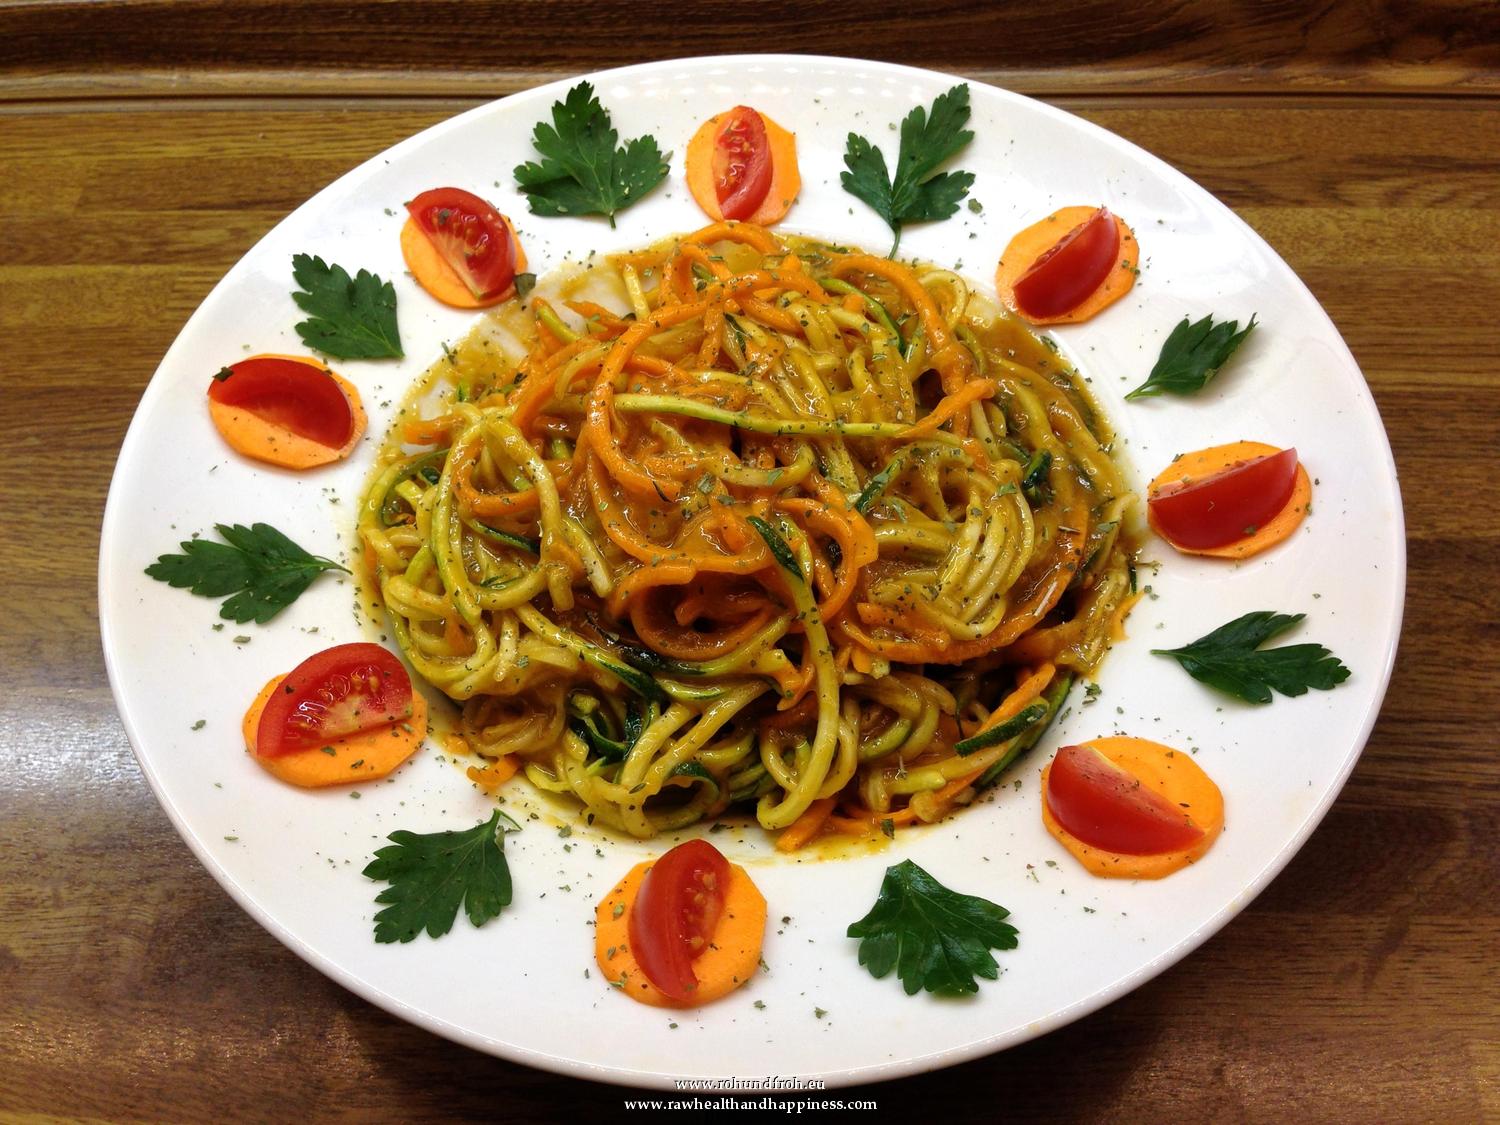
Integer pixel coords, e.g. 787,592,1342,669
359,222,1136,839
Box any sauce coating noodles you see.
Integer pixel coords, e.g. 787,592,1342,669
360,223,1135,838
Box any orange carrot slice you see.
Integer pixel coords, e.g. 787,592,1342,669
1147,441,1313,559
241,673,427,788
399,213,528,309
685,110,800,226
1040,735,1224,879
996,206,1138,325
208,354,366,470
594,857,767,1008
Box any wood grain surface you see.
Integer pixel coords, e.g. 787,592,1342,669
2,1,1497,1120
5,0,1500,99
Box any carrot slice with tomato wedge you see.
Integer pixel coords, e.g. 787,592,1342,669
1148,441,1313,559
241,673,427,788
996,206,1138,325
1041,736,1224,879
595,844,767,1008
208,354,366,470
685,107,800,226
400,207,528,310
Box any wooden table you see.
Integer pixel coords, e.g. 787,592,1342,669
3,2,1497,1119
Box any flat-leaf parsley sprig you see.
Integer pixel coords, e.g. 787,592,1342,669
1126,313,1257,401
513,81,670,227
1153,610,1351,704
145,522,348,624
290,253,403,360
841,83,976,256
363,810,519,944
847,859,1018,996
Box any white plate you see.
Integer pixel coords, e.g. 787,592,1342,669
99,55,1404,1088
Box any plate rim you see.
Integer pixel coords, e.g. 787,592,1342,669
98,52,1407,1089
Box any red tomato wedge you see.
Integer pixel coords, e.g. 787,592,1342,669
626,839,731,1003
208,355,355,449
405,187,517,301
243,672,428,788
711,107,774,221
1149,447,1299,550
255,643,414,759
1045,743,1206,855
1012,206,1121,320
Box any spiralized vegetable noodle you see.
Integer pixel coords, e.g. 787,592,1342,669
359,222,1135,839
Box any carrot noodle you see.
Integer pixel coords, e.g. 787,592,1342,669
972,663,1055,735
776,797,836,852
1110,590,1146,640
358,224,1136,840
466,756,519,789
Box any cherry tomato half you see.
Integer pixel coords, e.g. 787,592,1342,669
405,187,517,301
626,839,730,1002
208,356,355,449
255,643,414,759
712,107,774,222
1045,743,1205,855
1012,206,1121,320
1149,447,1299,550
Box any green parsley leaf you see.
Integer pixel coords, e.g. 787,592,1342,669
145,522,348,624
513,82,669,228
290,253,403,359
840,84,976,256
1125,313,1257,400
846,859,1017,996
363,810,518,943
1152,610,1351,704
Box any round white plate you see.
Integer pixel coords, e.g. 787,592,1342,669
99,55,1404,1089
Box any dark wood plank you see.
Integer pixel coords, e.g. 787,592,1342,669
2,0,1499,99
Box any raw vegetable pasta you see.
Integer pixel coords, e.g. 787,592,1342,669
359,222,1135,839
